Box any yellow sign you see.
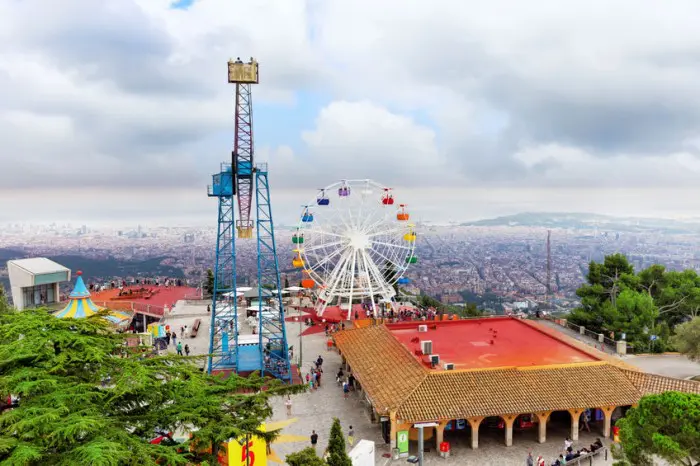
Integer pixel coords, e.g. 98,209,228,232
226,434,267,466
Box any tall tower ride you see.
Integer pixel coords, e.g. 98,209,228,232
207,58,291,381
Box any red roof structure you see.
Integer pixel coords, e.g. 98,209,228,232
389,317,598,370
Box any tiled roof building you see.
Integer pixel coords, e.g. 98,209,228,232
334,318,700,453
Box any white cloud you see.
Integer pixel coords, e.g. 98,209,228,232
3,0,700,222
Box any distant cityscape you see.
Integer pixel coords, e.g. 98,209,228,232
3,212,700,312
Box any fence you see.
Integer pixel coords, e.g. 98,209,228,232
547,318,622,355
92,300,166,319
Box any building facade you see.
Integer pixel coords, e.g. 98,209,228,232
7,258,71,310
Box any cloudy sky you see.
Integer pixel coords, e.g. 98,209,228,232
3,0,700,226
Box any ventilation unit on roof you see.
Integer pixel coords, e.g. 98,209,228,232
430,354,440,367
421,340,433,355
444,362,454,370
418,324,428,332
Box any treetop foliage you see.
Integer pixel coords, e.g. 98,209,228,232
570,253,700,352
613,391,700,466
0,308,304,465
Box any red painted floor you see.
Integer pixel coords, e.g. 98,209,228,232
91,286,197,308
388,317,598,370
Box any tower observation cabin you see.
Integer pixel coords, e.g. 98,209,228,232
227,57,260,239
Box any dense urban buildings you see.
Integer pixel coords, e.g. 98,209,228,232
3,214,700,311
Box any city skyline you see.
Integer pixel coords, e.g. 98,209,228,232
4,1,700,223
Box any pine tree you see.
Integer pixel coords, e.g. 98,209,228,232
286,447,326,466
326,417,352,466
205,268,215,296
0,308,304,465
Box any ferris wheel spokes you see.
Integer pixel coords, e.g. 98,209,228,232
297,179,416,319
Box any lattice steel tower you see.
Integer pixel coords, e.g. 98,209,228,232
207,58,291,382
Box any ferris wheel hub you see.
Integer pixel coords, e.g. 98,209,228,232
348,230,371,250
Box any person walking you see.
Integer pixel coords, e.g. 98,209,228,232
172,333,177,346
184,344,190,356
526,451,534,466
285,396,292,416
310,430,318,450
348,425,355,447
176,341,183,356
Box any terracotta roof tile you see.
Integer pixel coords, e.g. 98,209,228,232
396,362,643,422
334,325,427,413
622,369,700,395
336,323,700,424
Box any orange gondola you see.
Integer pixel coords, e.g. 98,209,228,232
397,204,409,221
301,271,315,289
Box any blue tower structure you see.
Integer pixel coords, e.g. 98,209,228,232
255,164,291,381
206,58,291,381
207,163,239,372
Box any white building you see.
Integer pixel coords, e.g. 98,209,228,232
7,258,71,310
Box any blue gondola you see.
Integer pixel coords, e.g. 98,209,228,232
302,208,314,223
317,189,330,206
397,277,410,285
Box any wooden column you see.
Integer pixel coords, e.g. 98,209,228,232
389,412,397,450
467,416,483,449
600,406,616,439
534,411,551,444
435,421,448,449
568,409,584,442
503,414,517,447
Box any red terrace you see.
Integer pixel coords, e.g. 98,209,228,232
334,317,700,457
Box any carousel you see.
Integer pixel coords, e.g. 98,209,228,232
54,271,132,328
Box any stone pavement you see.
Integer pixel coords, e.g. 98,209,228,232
625,354,700,380
537,319,615,354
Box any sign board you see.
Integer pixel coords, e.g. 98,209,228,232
413,422,438,429
222,426,268,466
397,430,409,456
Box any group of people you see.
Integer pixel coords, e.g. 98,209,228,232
527,437,604,465
161,329,190,356
305,355,325,389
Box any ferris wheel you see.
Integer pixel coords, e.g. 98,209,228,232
291,179,417,319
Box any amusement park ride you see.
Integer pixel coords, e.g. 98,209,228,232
293,180,418,320
207,58,291,382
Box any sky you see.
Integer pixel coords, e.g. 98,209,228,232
3,0,700,226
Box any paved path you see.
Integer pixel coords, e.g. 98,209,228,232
625,354,700,379
536,319,615,354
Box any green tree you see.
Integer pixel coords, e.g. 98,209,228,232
454,302,483,318
284,276,290,289
286,447,326,466
670,317,700,361
326,418,352,466
0,308,304,465
0,283,8,314
205,268,215,296
381,261,400,297
613,392,700,466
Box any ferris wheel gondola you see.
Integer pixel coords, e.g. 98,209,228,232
293,179,417,319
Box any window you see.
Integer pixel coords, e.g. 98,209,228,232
22,284,57,308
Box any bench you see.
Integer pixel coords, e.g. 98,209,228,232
190,319,201,338
565,447,607,465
